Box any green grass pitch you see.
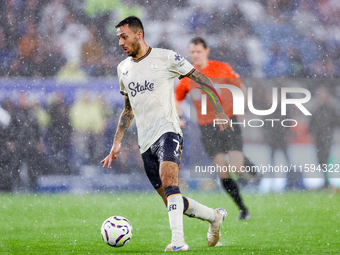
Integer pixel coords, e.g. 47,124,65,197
1,190,339,254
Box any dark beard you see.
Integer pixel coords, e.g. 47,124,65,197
128,37,141,58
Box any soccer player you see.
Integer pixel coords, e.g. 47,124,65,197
101,16,231,251
175,37,253,220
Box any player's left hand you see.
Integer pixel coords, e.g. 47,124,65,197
216,112,234,132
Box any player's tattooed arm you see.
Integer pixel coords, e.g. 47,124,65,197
114,94,134,143
102,93,134,167
188,69,224,115
188,69,233,131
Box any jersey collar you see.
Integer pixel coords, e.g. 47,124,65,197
132,47,152,63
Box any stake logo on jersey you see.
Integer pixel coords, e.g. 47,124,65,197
118,48,194,153
128,80,155,97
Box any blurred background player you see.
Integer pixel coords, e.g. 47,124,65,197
309,86,340,188
5,94,46,192
176,37,256,220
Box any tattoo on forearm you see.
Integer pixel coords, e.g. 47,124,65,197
188,70,224,114
115,95,134,142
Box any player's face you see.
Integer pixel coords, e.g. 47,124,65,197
189,43,209,68
117,24,141,58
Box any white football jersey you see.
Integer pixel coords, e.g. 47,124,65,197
118,47,195,153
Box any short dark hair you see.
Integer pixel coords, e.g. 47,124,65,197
115,16,144,36
190,37,208,49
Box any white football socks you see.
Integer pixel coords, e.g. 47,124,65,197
164,186,216,242
167,194,184,240
184,197,215,223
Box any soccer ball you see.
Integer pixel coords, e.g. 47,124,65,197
101,216,133,247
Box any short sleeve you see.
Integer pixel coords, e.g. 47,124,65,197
117,63,127,95
168,50,195,79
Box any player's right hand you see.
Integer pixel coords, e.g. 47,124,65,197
216,112,234,132
101,141,121,169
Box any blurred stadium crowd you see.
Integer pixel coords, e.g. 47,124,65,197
0,90,143,191
0,0,340,192
0,0,340,78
